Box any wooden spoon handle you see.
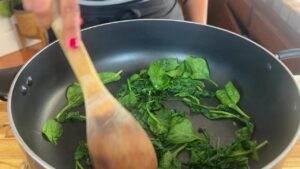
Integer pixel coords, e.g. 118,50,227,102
51,17,106,99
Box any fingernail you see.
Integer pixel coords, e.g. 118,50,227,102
69,37,79,49
80,16,84,26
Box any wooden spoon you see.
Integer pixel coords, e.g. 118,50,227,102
51,15,157,169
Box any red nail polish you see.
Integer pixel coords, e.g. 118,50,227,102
80,16,84,26
69,37,79,49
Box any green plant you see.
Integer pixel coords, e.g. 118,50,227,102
0,0,22,17
0,0,11,17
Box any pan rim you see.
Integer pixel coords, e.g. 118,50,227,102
8,19,300,169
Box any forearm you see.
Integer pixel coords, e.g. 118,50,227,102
179,0,208,24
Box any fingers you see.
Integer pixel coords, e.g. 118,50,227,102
23,0,53,27
60,0,81,49
23,0,82,49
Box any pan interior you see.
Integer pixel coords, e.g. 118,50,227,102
10,20,300,169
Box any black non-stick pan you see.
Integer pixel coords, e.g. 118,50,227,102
7,20,300,169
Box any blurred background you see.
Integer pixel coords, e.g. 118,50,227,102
0,0,300,70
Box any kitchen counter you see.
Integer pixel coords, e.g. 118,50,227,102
0,99,300,168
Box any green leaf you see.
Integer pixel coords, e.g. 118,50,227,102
148,59,181,90
63,111,86,122
185,56,210,80
98,70,123,84
225,82,240,104
167,116,204,144
56,71,122,122
236,122,254,141
168,78,213,98
74,142,92,169
147,112,168,136
204,110,241,120
119,91,137,108
159,58,180,71
166,62,185,78
188,141,212,165
159,151,174,169
42,119,63,145
151,138,166,152
129,73,140,82
216,82,250,120
155,109,174,126
216,89,234,107
148,60,171,90
159,144,186,169
75,160,85,169
66,83,84,105
74,142,89,160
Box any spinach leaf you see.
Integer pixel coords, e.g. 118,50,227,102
147,112,169,136
74,142,92,169
159,144,186,169
119,91,137,108
205,110,242,121
225,82,240,104
184,56,210,80
236,122,254,141
74,142,89,160
56,83,84,122
216,82,250,120
98,70,123,84
148,60,172,90
42,119,63,145
167,116,205,144
56,71,122,122
159,58,180,71
67,83,84,106
119,80,138,107
166,62,185,78
181,95,243,121
63,111,86,122
148,58,185,90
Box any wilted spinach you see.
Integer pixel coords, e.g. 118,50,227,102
41,57,267,169
42,71,123,144
74,142,92,169
42,119,63,145
216,82,250,120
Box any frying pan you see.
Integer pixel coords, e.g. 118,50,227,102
6,20,300,169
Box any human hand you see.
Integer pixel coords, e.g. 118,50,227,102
23,0,82,49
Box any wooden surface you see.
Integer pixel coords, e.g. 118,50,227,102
208,0,300,53
0,43,43,69
0,101,29,169
0,100,300,169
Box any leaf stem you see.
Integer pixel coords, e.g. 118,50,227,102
75,160,85,169
229,140,268,157
55,103,73,122
173,144,187,155
233,105,250,119
207,79,218,87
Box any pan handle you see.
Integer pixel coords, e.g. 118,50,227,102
275,48,300,87
276,48,300,60
0,66,21,101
